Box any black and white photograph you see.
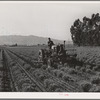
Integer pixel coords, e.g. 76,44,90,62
0,1,100,93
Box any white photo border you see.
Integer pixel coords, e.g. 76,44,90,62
0,1,100,99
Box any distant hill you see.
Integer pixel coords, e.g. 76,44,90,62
0,35,73,45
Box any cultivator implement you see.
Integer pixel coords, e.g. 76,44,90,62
38,45,77,68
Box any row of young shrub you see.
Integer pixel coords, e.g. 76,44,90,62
80,75,100,92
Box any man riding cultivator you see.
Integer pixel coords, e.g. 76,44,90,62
48,38,54,50
38,37,67,69
39,36,78,70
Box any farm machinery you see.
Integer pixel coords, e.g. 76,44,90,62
38,42,77,68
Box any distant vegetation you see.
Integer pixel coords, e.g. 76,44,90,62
70,13,100,46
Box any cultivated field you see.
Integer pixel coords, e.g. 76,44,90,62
0,45,100,92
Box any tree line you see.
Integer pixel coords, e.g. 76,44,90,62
70,13,100,46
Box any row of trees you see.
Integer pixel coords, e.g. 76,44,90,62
70,13,100,46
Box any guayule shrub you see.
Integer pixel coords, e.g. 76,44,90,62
52,70,64,78
42,65,47,70
38,74,46,81
55,88,64,92
75,66,80,70
91,76,100,84
80,67,85,72
60,67,69,72
89,85,100,92
79,81,92,92
24,64,31,71
86,65,91,69
57,64,63,69
57,71,64,78
28,68,35,73
63,74,73,82
86,69,92,74
9,61,16,66
68,68,77,74
48,83,59,92
22,85,38,92
64,63,69,67
52,69,58,76
93,66,100,71
35,63,42,68
44,79,54,88
18,59,25,66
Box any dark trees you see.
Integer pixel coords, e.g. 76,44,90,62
70,13,100,46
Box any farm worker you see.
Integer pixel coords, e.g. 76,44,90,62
63,41,66,49
56,43,60,54
48,38,54,49
58,44,66,64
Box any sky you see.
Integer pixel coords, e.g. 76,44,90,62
0,2,100,41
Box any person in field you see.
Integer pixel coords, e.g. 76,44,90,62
48,38,54,49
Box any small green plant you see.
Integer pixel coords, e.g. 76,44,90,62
24,64,31,71
52,69,58,76
91,76,100,85
89,85,100,92
57,64,63,69
64,63,69,67
42,65,47,70
80,67,85,72
75,66,80,70
55,88,64,92
48,83,59,92
79,81,92,92
68,68,77,74
44,79,54,88
63,74,74,82
38,74,46,81
57,71,64,78
93,66,100,71
86,65,91,69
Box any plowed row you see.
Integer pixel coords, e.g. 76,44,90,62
1,46,100,92
4,49,82,92
5,46,100,92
